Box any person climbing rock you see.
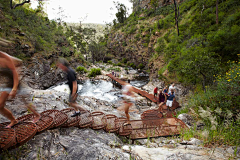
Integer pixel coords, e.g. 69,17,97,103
57,58,81,117
117,79,135,125
0,51,40,128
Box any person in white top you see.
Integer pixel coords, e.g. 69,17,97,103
168,83,176,94
117,79,135,125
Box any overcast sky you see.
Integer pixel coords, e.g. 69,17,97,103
31,0,133,24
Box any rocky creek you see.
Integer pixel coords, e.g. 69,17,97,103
0,65,239,160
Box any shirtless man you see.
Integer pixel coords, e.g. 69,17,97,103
117,79,135,125
0,51,40,128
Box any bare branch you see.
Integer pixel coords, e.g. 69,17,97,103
11,0,31,9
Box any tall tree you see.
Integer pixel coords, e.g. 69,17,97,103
114,2,128,24
173,0,180,36
216,0,219,24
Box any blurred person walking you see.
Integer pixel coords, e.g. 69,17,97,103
0,51,40,128
57,58,81,117
117,79,135,125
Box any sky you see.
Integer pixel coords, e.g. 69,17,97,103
30,0,133,24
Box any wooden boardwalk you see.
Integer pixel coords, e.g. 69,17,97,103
106,74,157,103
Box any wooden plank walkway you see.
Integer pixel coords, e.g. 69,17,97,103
106,74,157,103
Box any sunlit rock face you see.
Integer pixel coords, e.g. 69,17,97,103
133,0,185,11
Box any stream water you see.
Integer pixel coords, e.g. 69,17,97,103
52,75,149,102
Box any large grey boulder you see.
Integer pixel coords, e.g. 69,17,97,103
177,113,194,127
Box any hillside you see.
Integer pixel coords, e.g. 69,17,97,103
107,0,240,85
106,0,240,147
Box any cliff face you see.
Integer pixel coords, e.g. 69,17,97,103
133,0,184,11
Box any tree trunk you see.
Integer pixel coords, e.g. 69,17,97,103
200,71,206,93
173,0,180,36
216,0,219,24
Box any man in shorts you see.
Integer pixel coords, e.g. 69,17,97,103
0,51,40,128
57,58,81,117
166,89,175,110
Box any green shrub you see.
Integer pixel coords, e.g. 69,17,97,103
88,68,102,77
122,58,128,64
107,67,121,72
76,66,88,74
143,43,148,47
129,63,136,69
181,61,240,146
138,63,144,69
116,62,123,67
107,60,113,64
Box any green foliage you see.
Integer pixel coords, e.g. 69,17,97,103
128,62,136,69
122,58,128,64
181,61,240,146
107,67,121,72
107,60,113,64
138,63,144,69
143,43,148,47
114,2,128,24
0,0,80,59
88,68,102,77
76,66,88,74
116,62,123,67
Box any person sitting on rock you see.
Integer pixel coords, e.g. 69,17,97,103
0,51,40,128
57,58,81,117
166,89,175,110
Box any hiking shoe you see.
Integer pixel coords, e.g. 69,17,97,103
71,111,81,117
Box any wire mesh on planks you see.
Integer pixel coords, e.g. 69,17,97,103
41,110,68,129
0,125,16,150
17,114,53,133
104,114,120,133
90,111,107,130
117,117,132,136
141,109,163,120
61,108,80,127
128,118,188,139
0,122,37,147
79,110,93,128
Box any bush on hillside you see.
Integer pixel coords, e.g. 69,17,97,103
76,66,88,74
88,68,101,77
180,60,240,146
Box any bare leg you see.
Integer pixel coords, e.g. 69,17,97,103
124,103,132,124
70,102,81,111
21,97,40,123
0,91,18,128
26,103,41,123
69,93,81,112
158,102,164,112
